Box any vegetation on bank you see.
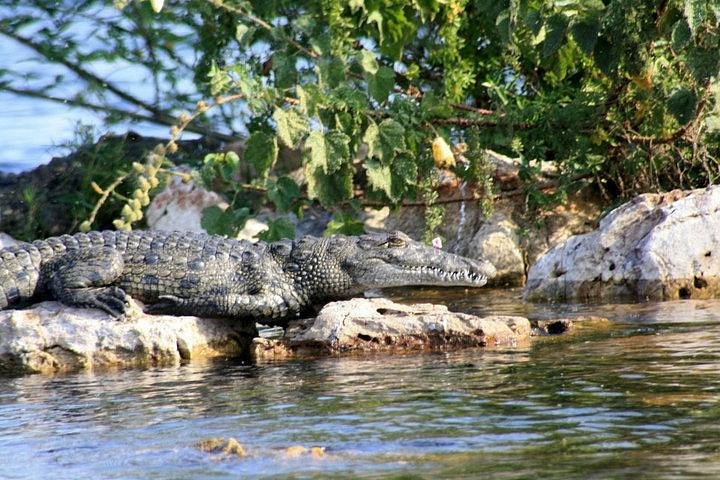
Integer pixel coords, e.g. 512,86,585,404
1,0,719,241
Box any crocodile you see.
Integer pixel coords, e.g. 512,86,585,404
0,230,495,322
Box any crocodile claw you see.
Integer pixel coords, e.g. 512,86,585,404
144,294,186,315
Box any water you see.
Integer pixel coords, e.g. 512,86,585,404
2,289,720,479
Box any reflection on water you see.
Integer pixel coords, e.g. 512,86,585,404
2,289,720,478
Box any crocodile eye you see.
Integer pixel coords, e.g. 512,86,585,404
386,236,406,248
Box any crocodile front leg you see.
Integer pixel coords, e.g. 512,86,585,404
43,246,130,317
144,291,300,320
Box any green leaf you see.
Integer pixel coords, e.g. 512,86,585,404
390,152,418,199
358,49,378,74
367,10,384,41
317,57,346,88
364,159,394,199
525,9,543,36
257,217,295,242
348,0,364,12
201,206,250,237
378,118,406,159
672,19,692,51
684,0,709,36
593,35,617,75
420,91,452,118
306,129,328,172
324,212,365,236
306,129,350,174
667,88,698,125
220,151,240,181
244,131,277,178
273,53,297,89
207,61,230,96
297,84,321,117
368,66,395,103
273,107,308,147
325,130,351,172
571,18,599,55
267,176,301,212
305,163,354,205
363,121,381,159
310,31,332,55
235,23,252,44
391,152,418,185
543,13,569,58
687,46,720,83
200,153,219,186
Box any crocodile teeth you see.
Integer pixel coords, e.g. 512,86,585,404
401,265,485,284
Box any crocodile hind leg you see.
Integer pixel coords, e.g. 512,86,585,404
43,246,130,317
145,291,300,320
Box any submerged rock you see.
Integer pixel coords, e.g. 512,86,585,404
196,437,247,458
524,186,720,302
252,298,531,360
0,301,255,375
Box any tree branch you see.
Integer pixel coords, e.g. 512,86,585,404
0,85,237,142
0,29,169,120
432,116,532,129
209,0,318,59
624,93,709,145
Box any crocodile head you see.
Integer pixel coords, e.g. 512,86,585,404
283,231,496,301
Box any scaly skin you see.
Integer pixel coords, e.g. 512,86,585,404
0,230,495,322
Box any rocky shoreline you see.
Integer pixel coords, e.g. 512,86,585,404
3,134,720,376
0,298,544,375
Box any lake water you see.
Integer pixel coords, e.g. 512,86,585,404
2,288,720,479
0,33,173,174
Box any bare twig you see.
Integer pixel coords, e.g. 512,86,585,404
209,0,318,59
433,117,532,129
1,29,165,119
0,85,237,143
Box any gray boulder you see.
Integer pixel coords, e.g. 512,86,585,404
0,232,17,249
146,169,228,233
252,298,531,360
524,186,720,302
0,301,256,375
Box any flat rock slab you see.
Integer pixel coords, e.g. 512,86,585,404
252,298,531,360
0,301,256,375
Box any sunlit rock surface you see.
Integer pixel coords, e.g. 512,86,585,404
146,169,228,233
0,232,17,248
252,298,531,360
525,186,720,302
460,212,525,286
364,152,599,287
0,300,255,375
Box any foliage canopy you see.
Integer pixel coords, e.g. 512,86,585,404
1,0,719,239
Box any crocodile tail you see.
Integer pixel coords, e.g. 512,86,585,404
0,243,44,309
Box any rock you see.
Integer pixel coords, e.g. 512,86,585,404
364,152,599,287
284,445,326,458
0,301,256,375
146,169,228,232
460,212,525,286
146,171,331,239
251,298,531,360
235,206,331,241
0,131,218,238
196,438,247,458
524,186,720,302
533,319,575,335
0,232,17,248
